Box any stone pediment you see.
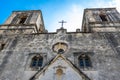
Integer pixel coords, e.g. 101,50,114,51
30,54,91,80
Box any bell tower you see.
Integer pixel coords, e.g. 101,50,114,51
82,8,120,32
0,10,46,34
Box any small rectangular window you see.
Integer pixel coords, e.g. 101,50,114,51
0,43,5,51
99,14,108,21
19,17,27,24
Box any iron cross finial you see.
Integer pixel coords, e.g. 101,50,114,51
59,20,67,28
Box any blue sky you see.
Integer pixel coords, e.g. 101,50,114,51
0,0,120,32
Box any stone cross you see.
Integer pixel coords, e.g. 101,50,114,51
59,20,67,28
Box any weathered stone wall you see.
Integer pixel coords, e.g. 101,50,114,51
0,29,120,80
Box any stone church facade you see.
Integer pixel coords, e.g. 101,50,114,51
0,8,120,80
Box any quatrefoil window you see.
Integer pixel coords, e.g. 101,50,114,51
52,42,68,54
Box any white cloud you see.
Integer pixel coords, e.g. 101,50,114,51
89,0,120,12
48,4,83,32
62,4,83,32
111,0,120,12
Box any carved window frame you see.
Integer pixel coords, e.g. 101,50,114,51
25,53,47,71
30,55,43,68
74,52,93,70
78,54,91,69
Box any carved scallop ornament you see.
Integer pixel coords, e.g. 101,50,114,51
52,42,68,54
